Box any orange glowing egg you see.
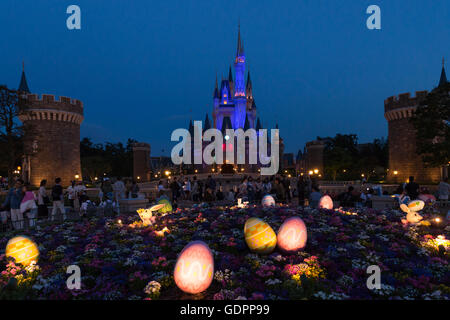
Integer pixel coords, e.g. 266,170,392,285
173,241,214,294
5,236,39,266
277,217,307,253
244,217,277,254
318,195,333,210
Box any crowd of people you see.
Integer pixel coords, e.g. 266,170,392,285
0,176,143,231
158,174,450,209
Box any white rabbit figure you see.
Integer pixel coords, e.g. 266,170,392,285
400,200,425,225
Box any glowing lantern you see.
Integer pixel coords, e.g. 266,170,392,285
173,241,214,294
277,217,307,253
157,197,172,213
400,200,424,225
244,217,277,254
6,236,39,266
318,195,333,210
261,195,275,207
137,204,165,226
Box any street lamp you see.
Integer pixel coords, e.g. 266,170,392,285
314,169,319,174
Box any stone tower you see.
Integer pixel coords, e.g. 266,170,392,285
384,91,441,184
17,68,84,187
384,60,448,184
132,142,151,182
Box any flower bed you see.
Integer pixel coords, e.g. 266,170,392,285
0,204,449,300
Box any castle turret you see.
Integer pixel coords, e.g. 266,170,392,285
384,90,441,183
233,23,246,128
18,72,84,186
18,62,30,93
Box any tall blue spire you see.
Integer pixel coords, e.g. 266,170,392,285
236,21,244,57
18,62,30,93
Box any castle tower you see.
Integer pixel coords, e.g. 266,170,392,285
384,91,441,183
233,23,246,129
132,142,151,182
17,68,84,187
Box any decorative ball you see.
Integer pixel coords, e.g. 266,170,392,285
173,241,214,294
277,217,307,253
261,195,275,207
407,200,425,212
318,195,333,210
6,236,39,266
157,198,172,213
244,217,277,254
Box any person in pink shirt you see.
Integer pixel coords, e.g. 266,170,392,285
20,184,38,228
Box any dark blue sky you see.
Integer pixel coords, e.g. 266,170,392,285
1,0,449,156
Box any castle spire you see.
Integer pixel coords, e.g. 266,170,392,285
213,74,219,99
236,22,244,57
439,57,448,87
228,66,233,83
204,113,211,131
18,61,30,93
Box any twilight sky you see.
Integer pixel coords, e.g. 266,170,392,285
1,0,449,156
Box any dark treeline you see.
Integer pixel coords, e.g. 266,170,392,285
318,134,388,182
80,137,137,181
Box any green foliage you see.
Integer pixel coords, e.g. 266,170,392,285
80,137,137,180
410,82,450,167
318,134,388,181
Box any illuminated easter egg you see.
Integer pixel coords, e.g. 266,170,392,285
244,217,277,254
261,195,275,207
174,241,214,294
418,194,436,203
277,217,307,253
157,198,172,213
6,236,39,266
407,200,425,212
318,195,333,210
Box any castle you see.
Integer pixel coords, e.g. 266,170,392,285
17,65,84,187
384,60,448,184
184,25,284,174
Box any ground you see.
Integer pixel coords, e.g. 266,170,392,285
0,203,449,300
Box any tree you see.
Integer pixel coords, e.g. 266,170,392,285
320,134,358,180
410,82,450,167
0,86,24,185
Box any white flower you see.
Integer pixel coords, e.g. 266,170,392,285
144,281,161,295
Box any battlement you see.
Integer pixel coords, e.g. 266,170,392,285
384,90,428,112
22,93,84,117
26,93,83,107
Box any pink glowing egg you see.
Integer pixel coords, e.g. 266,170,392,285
277,217,307,253
318,195,333,210
173,241,214,294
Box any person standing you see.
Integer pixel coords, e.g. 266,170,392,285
405,176,420,200
3,179,24,230
438,177,450,200
182,177,191,200
20,184,37,228
309,186,322,208
113,177,126,201
170,177,181,202
131,180,140,198
297,175,306,206
67,181,76,208
37,179,49,219
51,177,66,221
282,176,291,203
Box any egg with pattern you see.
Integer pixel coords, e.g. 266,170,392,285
6,236,39,266
261,195,275,208
277,217,307,253
173,241,214,294
244,217,277,254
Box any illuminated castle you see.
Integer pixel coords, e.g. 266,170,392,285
212,24,257,132
185,25,284,174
